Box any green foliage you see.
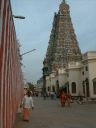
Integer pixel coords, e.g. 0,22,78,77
27,82,34,91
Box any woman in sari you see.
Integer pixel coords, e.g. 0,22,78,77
22,90,34,121
60,91,66,107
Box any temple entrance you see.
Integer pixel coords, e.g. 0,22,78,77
56,80,60,97
56,80,59,92
85,78,90,97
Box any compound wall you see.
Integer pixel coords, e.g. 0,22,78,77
0,0,24,128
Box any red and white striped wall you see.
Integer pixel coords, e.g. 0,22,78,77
0,0,24,128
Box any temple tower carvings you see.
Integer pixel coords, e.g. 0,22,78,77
44,0,82,74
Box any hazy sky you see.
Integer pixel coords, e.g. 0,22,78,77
11,0,96,84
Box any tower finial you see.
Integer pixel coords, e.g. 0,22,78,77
62,0,66,3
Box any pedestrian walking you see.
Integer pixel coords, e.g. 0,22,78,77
60,91,66,107
22,90,34,121
43,92,46,100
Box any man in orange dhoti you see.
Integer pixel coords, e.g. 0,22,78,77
22,91,34,121
23,108,30,121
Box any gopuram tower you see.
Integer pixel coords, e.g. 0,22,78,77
42,0,96,98
44,0,82,74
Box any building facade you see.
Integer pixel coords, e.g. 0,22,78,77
82,52,96,99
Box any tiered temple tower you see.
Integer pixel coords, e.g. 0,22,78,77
44,0,82,74
42,1,96,98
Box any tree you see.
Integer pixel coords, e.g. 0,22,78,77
27,82,34,92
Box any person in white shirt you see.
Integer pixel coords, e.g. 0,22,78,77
22,90,34,121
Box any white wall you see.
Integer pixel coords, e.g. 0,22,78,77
88,61,96,98
68,68,82,96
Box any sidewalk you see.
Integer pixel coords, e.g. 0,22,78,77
14,97,96,128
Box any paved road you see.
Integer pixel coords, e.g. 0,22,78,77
14,97,96,128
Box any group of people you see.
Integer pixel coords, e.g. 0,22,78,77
59,91,71,107
21,89,34,121
43,90,71,107
21,89,71,122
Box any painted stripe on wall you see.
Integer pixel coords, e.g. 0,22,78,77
0,0,7,127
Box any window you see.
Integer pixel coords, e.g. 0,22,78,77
71,82,76,93
82,81,85,95
52,86,55,92
93,78,96,94
85,66,88,71
82,71,84,75
48,86,50,91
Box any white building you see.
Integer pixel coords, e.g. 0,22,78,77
45,51,96,99
82,51,96,99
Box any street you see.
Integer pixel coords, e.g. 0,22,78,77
14,97,96,128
